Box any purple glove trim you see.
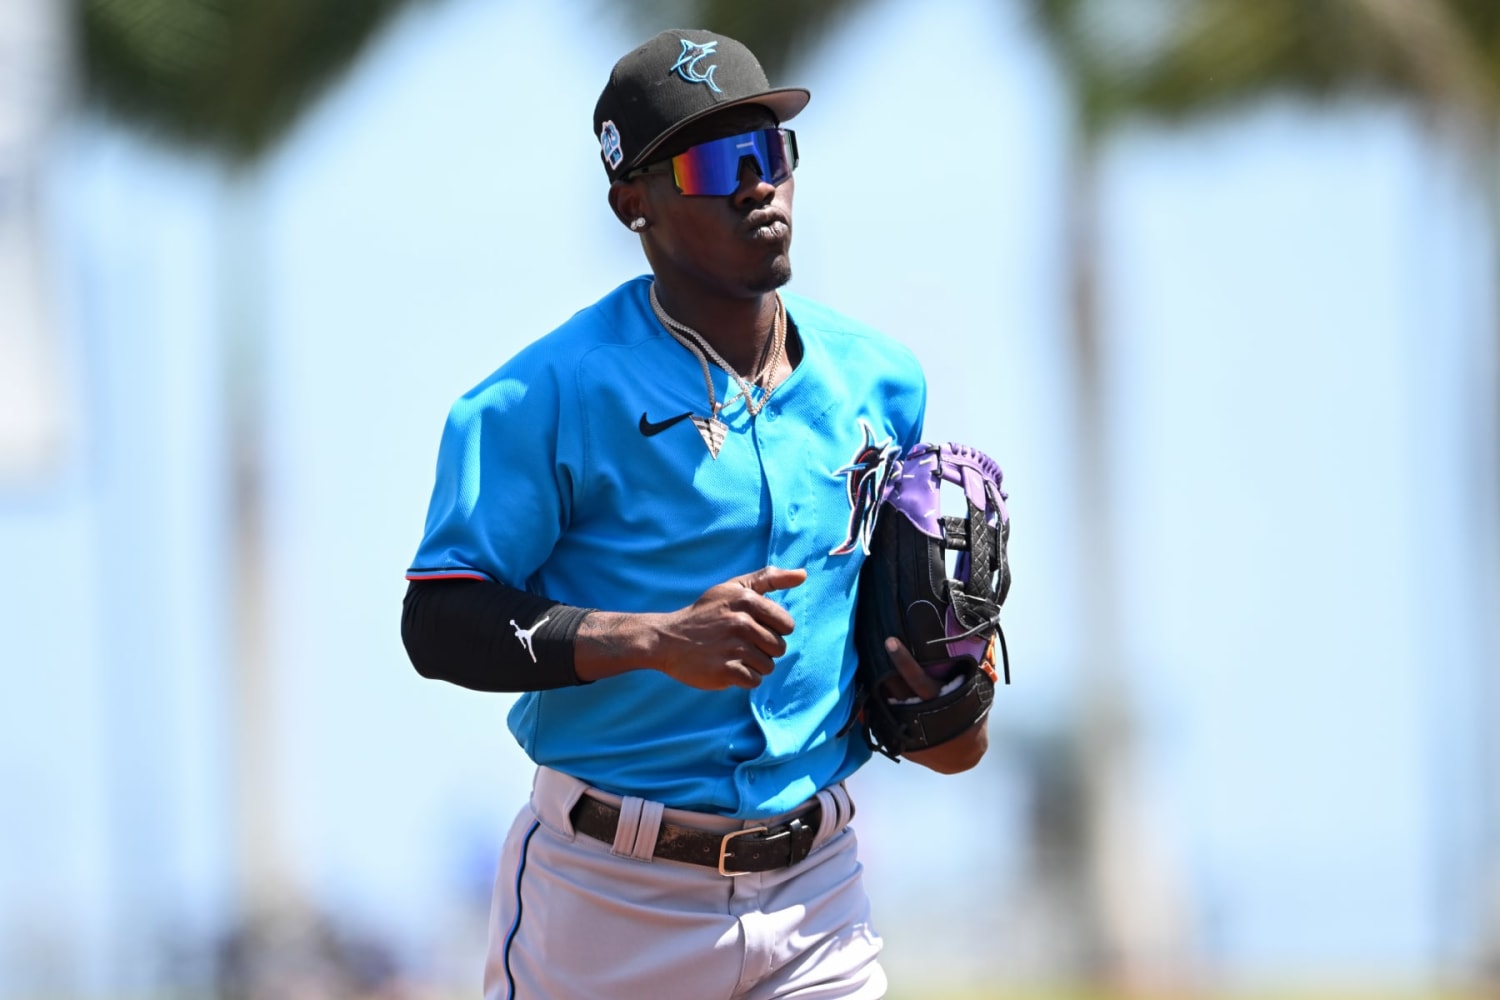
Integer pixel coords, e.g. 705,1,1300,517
883,442,1009,540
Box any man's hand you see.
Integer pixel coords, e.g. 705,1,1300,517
652,566,807,689
575,566,806,689
877,637,990,774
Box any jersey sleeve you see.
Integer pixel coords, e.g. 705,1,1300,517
406,350,581,588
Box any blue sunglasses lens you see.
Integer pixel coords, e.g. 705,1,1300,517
668,128,798,196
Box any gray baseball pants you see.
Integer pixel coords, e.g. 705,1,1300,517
483,766,886,999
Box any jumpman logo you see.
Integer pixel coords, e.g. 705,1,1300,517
511,615,551,663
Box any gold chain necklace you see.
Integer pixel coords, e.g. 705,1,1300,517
649,283,787,426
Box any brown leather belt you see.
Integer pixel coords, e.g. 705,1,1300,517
570,796,822,876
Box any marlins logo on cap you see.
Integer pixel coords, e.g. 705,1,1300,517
670,39,722,92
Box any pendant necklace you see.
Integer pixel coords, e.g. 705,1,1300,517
648,282,786,459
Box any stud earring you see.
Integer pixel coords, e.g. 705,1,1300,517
629,217,647,231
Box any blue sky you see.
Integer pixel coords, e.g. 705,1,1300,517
1,0,1495,993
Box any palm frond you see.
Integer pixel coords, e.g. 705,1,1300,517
75,0,432,161
1025,0,1500,137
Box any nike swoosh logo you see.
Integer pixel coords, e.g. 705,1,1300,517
639,411,695,436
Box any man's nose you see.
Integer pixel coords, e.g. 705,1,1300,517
731,157,775,209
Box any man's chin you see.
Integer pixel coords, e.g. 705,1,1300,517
748,257,793,294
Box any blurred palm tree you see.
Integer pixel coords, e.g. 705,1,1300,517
76,0,426,159
72,0,430,920
1027,0,1500,983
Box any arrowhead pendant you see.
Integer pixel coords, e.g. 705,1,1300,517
692,416,728,459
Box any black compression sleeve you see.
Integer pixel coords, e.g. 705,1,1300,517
401,578,594,692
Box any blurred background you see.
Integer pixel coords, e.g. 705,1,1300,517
2,0,1497,997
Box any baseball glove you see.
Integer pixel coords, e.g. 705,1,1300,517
846,441,1011,761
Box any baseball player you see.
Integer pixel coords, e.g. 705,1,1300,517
401,28,990,999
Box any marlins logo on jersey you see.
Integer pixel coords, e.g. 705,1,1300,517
830,419,901,556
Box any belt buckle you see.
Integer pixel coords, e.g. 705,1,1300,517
718,825,772,877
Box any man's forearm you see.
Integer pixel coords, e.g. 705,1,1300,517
401,579,592,691
573,611,665,682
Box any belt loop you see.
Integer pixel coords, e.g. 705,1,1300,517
534,766,587,841
831,782,854,829
813,788,839,846
610,796,662,862
632,799,664,860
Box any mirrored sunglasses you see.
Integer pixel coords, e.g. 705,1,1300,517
629,128,799,196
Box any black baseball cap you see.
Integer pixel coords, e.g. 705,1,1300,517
593,29,811,182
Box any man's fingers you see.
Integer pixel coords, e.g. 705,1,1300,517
740,618,789,658
740,648,776,677
726,654,773,688
886,637,942,701
721,567,804,637
740,565,808,595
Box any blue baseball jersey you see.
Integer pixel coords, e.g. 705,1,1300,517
408,276,926,818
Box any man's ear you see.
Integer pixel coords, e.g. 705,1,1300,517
608,179,645,230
